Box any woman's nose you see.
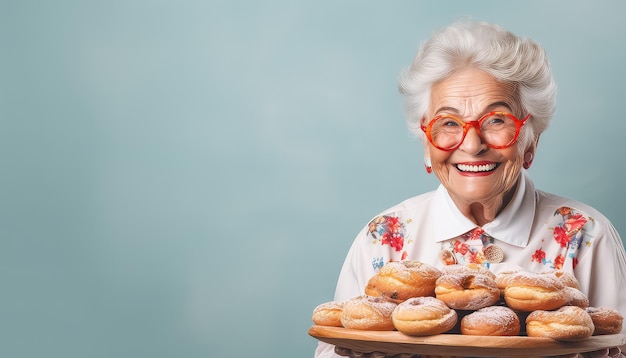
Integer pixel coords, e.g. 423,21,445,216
459,126,486,154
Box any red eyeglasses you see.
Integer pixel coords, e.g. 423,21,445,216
421,111,530,151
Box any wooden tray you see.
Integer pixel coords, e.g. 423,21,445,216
309,326,626,357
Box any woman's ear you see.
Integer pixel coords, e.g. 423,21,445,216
424,145,432,174
523,152,534,169
523,136,540,169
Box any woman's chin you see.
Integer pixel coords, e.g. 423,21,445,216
447,178,508,203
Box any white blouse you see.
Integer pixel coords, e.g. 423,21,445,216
315,171,626,358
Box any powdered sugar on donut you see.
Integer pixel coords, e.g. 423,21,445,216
461,306,520,336
505,271,565,290
435,273,500,310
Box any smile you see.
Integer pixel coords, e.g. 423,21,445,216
455,163,498,173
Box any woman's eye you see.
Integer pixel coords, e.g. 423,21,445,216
484,116,506,127
487,116,505,124
442,119,460,127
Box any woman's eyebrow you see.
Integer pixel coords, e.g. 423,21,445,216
434,106,459,115
434,102,513,116
487,101,514,111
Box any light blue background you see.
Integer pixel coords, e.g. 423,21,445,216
1,1,625,357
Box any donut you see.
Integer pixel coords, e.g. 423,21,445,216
563,286,589,309
392,296,458,336
340,295,397,331
503,272,568,311
586,306,624,335
494,270,522,297
460,306,521,336
540,270,580,289
312,300,345,327
526,306,594,341
440,263,496,280
365,260,442,302
434,273,500,310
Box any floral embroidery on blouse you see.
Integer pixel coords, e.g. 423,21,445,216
442,227,495,266
531,206,593,270
368,215,409,264
372,257,384,271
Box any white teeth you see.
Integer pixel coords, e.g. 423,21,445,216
456,163,497,172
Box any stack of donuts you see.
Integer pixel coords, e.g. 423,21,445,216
312,261,623,341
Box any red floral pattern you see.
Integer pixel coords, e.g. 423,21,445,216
553,226,571,248
439,227,493,266
564,213,586,235
468,227,485,241
553,254,565,270
531,248,546,263
531,206,591,270
453,240,469,255
368,215,408,259
382,232,404,252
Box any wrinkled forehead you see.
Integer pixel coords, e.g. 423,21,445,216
428,68,521,118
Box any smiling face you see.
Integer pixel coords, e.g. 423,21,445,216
424,68,531,218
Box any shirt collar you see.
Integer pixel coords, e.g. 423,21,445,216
432,171,536,247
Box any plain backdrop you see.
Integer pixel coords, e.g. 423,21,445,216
1,1,625,357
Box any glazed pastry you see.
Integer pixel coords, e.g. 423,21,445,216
435,273,500,310
340,295,397,331
461,305,520,336
563,286,589,309
526,306,594,341
586,306,624,335
365,260,442,302
504,272,568,311
392,296,458,336
312,300,345,327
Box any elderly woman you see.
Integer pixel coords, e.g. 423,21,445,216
315,21,626,358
